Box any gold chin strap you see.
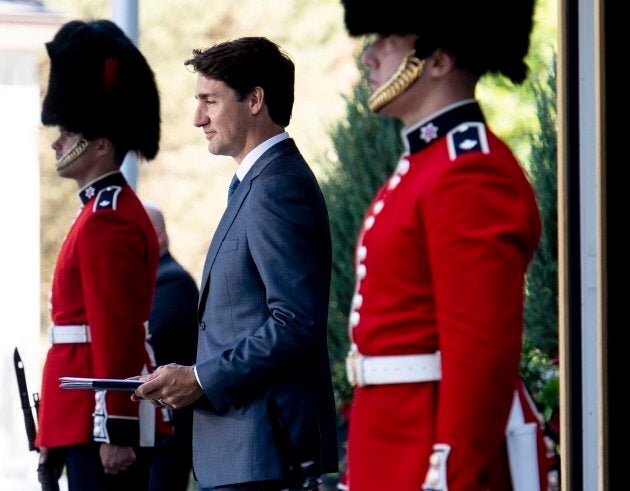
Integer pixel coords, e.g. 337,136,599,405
368,51,425,112
55,137,89,171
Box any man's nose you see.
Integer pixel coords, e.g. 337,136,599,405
193,106,207,127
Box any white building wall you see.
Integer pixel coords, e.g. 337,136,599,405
0,3,64,488
0,48,45,491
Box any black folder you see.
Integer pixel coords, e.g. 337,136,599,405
59,377,143,391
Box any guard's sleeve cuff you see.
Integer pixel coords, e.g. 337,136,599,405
422,443,451,491
92,391,139,446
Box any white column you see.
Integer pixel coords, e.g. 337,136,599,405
112,0,140,190
0,6,64,488
0,49,45,491
577,0,601,489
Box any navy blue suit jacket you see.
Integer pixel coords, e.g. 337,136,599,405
193,138,338,487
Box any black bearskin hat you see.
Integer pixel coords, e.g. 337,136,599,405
342,0,536,84
41,19,160,160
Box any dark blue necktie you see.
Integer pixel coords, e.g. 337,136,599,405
227,174,240,203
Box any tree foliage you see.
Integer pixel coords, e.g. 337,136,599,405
520,55,559,430
523,55,558,358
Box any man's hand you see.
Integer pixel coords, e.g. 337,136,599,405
99,444,135,475
132,363,204,409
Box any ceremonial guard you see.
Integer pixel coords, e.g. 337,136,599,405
35,19,161,490
340,1,546,490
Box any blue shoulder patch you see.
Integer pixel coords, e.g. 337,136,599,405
446,122,489,161
93,186,122,211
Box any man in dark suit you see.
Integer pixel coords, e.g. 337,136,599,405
134,37,338,491
144,202,199,491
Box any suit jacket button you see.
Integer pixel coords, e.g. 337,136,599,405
199,321,206,331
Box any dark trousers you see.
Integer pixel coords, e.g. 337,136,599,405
149,433,192,491
59,443,153,491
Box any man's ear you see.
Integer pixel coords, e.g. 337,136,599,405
249,86,265,115
93,137,114,157
426,49,456,78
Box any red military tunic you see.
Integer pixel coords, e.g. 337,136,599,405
346,101,541,490
36,171,159,448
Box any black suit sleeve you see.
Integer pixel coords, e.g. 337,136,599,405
149,257,199,367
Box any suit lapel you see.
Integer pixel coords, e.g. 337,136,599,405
198,180,248,300
197,139,297,314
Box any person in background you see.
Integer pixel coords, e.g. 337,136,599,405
339,1,543,490
144,201,199,491
133,36,338,491
35,19,160,491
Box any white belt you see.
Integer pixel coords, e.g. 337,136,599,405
346,350,441,387
48,324,91,344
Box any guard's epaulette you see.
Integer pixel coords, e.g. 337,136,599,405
446,122,490,161
93,185,121,211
